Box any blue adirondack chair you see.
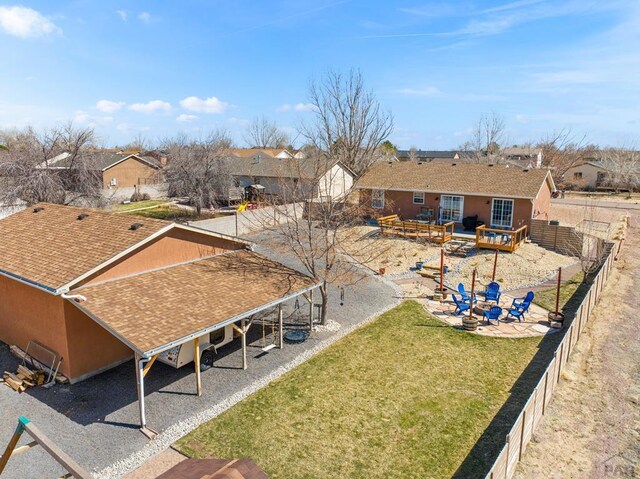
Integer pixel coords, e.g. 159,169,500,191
512,291,534,309
457,282,476,303
452,294,470,315
483,282,502,304
483,305,503,325
507,300,532,322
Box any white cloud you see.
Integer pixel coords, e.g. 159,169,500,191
277,102,317,112
116,10,127,21
129,100,171,114
73,110,113,127
116,123,150,132
138,12,151,23
180,96,230,114
176,114,199,122
0,6,62,38
96,99,125,113
294,102,317,112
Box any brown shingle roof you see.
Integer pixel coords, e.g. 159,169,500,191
74,250,317,354
222,155,340,180
356,162,553,198
0,203,171,291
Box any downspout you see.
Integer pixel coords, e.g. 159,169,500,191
61,293,87,303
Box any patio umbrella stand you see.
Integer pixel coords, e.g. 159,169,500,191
462,268,479,331
548,266,565,328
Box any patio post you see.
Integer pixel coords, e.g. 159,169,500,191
309,288,314,330
241,318,247,370
492,250,498,281
135,353,147,429
555,267,562,316
193,337,202,396
278,303,284,349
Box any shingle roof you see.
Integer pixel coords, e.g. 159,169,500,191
356,162,553,198
229,148,290,158
74,250,317,354
0,203,171,291
396,150,459,159
48,153,161,170
223,155,341,180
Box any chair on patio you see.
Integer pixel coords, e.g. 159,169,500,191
452,294,470,315
457,282,477,303
512,291,534,309
483,306,503,325
482,282,502,304
506,300,532,322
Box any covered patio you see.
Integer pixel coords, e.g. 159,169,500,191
70,250,320,436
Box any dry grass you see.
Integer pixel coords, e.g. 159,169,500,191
175,301,555,479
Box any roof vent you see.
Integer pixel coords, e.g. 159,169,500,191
488,163,494,167
417,161,424,165
523,169,529,172
129,222,144,231
451,163,457,166
77,213,89,220
33,207,44,213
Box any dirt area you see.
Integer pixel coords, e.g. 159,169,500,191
337,226,465,275
515,210,640,478
550,202,627,236
339,226,576,290
447,243,577,291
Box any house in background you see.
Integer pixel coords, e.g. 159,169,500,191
502,147,543,169
229,148,305,160
395,150,460,162
39,151,164,193
356,162,555,229
221,155,355,202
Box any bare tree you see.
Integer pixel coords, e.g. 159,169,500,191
163,130,234,214
0,123,104,206
600,147,639,192
460,112,505,163
244,116,289,149
301,69,394,174
537,128,592,181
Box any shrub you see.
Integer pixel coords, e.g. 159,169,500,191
130,192,143,202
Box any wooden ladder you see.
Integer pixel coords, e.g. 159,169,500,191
0,416,92,478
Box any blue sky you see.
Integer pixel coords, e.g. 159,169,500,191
0,0,638,148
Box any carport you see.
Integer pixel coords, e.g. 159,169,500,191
69,250,320,436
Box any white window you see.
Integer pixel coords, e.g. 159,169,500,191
491,198,514,228
412,191,425,204
372,189,385,209
440,195,463,222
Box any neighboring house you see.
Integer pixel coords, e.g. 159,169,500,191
502,147,543,169
0,203,317,386
39,152,163,190
395,150,460,162
221,155,355,202
562,161,609,190
356,162,555,229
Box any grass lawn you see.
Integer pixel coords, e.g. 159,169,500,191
175,301,558,479
533,271,585,313
126,205,220,221
111,200,168,212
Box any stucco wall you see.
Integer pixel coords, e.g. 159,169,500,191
80,227,244,286
361,189,534,228
562,163,604,189
0,276,72,377
532,181,552,222
102,157,161,190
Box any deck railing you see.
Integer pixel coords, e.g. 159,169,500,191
377,215,454,244
476,225,527,252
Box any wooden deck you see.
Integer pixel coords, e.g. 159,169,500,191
377,215,454,244
475,225,527,252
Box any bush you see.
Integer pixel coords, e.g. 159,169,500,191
142,193,151,200
130,192,143,202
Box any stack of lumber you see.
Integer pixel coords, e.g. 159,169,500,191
2,365,46,393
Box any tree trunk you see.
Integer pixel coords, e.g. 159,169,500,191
320,281,329,326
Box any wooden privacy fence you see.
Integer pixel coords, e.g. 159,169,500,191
484,242,616,479
529,219,584,256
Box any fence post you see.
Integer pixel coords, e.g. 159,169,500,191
504,435,510,479
556,343,564,383
542,371,549,414
519,409,526,460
